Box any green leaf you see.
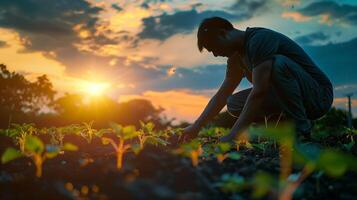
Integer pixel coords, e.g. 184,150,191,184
343,141,354,151
101,137,111,145
45,151,59,159
248,123,295,142
25,135,44,154
251,172,274,199
62,143,78,151
216,173,245,193
122,126,139,140
252,143,266,151
1,148,23,163
109,122,123,136
146,136,169,146
216,142,231,153
317,150,350,177
140,121,155,133
131,143,142,155
228,152,241,160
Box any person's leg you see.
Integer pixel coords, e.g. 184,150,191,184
270,54,329,136
226,87,285,124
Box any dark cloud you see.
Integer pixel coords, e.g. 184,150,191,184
138,9,245,40
229,0,268,16
124,64,228,93
0,0,119,74
138,0,268,41
295,32,330,45
0,0,101,36
111,4,123,12
0,40,8,48
140,0,168,10
298,1,357,25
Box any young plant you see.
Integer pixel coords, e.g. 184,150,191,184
101,123,139,169
215,173,246,194
136,121,168,150
198,127,229,143
213,142,241,163
8,123,37,153
1,135,77,177
80,121,97,143
249,123,357,200
173,139,203,167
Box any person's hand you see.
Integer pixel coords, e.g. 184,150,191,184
180,124,200,142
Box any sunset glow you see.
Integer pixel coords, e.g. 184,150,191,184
81,81,110,96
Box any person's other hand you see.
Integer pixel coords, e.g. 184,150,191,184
180,124,200,142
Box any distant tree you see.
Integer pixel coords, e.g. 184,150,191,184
116,99,164,126
0,64,55,128
313,107,348,131
52,95,169,128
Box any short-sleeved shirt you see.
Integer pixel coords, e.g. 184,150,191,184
226,27,332,88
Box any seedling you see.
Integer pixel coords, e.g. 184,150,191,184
173,139,203,166
80,121,97,143
198,127,228,143
213,142,241,163
215,173,246,193
1,135,77,177
136,121,168,150
7,123,37,153
101,123,139,169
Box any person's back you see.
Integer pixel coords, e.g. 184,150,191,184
243,27,332,88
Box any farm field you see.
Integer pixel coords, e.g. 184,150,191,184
1,121,356,200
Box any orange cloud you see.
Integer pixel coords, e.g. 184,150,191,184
118,89,211,123
333,97,357,107
319,14,333,26
278,0,301,7
281,12,311,22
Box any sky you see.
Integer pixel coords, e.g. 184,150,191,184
0,0,356,124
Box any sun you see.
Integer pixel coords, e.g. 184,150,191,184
81,81,110,96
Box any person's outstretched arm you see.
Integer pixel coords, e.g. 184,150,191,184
220,59,272,142
182,52,245,138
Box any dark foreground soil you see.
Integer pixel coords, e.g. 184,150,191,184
0,134,356,200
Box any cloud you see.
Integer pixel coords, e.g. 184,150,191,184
118,89,210,123
138,8,249,41
228,0,268,15
289,1,357,25
0,0,118,75
0,28,94,96
278,0,301,7
295,31,330,45
136,0,270,42
281,12,312,22
111,4,123,12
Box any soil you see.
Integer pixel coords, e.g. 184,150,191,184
0,134,356,200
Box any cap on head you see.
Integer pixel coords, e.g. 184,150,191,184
197,17,234,52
